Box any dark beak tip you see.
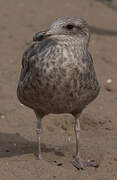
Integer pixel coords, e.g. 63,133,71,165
33,35,36,41
33,37,35,41
33,31,47,42
33,33,39,41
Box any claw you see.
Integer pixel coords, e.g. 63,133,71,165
72,157,99,170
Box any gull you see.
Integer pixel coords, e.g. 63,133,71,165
17,16,100,170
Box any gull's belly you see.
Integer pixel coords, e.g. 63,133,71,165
18,49,99,114
32,77,80,113
18,62,81,113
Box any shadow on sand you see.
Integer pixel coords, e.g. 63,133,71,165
89,26,117,36
0,132,64,158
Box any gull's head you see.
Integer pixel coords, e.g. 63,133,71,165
33,16,90,45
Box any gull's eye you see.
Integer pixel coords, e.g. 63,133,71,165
66,24,74,30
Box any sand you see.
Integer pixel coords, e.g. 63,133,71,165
0,0,117,179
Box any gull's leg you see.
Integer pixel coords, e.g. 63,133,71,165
72,114,98,170
74,114,80,158
34,110,44,159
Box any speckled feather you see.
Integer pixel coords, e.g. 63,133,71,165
17,17,100,116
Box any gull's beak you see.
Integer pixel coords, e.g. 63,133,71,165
33,30,50,41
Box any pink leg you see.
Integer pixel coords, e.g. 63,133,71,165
36,128,42,159
34,110,43,159
72,115,98,170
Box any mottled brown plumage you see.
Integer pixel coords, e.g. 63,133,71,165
17,16,100,170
